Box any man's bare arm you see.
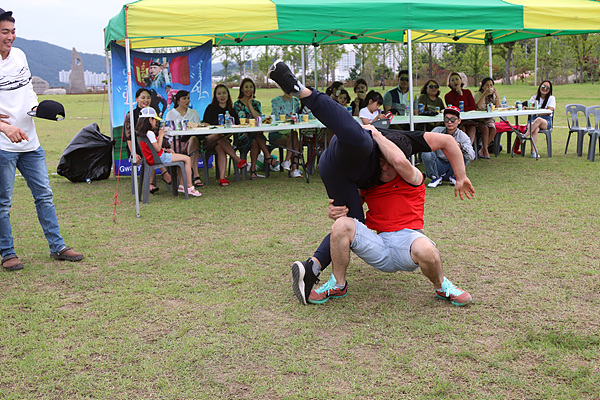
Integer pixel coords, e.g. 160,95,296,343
365,125,423,185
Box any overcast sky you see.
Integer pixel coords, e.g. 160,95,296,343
5,0,127,55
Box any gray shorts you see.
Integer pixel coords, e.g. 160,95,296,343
350,219,435,273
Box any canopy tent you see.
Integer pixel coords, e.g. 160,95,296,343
104,0,600,50
104,0,600,216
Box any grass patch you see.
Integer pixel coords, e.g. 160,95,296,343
1,85,599,399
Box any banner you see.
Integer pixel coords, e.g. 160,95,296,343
109,42,212,175
110,41,212,127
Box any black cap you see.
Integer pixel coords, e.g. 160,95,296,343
0,8,12,18
27,100,66,121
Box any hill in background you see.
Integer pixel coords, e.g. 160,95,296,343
14,37,106,87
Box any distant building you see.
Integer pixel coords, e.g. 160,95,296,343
59,70,108,87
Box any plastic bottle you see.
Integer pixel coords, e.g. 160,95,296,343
224,111,232,128
501,96,507,108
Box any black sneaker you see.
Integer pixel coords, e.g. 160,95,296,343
291,259,319,305
268,60,304,98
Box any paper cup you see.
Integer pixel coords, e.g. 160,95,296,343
249,119,256,127
280,114,286,122
240,118,248,125
302,114,309,123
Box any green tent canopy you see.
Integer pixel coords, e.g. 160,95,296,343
104,0,600,49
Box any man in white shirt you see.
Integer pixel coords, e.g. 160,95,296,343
0,9,83,271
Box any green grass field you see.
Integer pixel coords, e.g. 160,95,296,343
1,84,599,399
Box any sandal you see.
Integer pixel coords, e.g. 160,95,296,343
2,255,24,271
237,159,248,169
161,173,172,186
50,246,83,262
265,156,280,168
193,176,204,187
249,169,258,180
149,183,159,194
219,178,230,187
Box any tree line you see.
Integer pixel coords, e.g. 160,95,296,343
214,34,599,88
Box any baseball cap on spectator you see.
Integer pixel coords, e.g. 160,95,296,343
443,105,461,118
139,106,162,121
27,100,66,121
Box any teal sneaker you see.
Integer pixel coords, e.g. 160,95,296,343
435,277,472,306
308,274,348,304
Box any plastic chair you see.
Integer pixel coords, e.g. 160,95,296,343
137,135,189,204
585,105,600,162
538,114,553,158
564,104,588,156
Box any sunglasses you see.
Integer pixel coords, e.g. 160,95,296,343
399,77,409,82
444,117,459,123
427,85,439,89
541,85,550,90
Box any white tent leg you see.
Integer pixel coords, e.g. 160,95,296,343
407,30,415,165
488,45,493,78
125,38,141,218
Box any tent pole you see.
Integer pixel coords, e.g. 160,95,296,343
301,45,306,85
125,38,141,218
488,45,493,78
314,46,318,90
407,30,414,131
105,48,115,178
534,38,538,86
407,30,415,166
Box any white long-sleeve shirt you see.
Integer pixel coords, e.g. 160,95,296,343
0,47,40,152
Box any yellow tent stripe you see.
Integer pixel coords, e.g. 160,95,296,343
503,0,600,30
125,0,279,39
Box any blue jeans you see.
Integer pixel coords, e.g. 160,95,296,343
421,152,469,180
0,147,65,259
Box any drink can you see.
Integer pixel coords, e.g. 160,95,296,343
218,114,224,125
347,106,353,115
291,114,297,123
181,120,188,130
308,112,314,120
418,103,424,114
435,107,440,113
256,116,262,127
459,101,464,112
516,101,522,111
487,103,492,113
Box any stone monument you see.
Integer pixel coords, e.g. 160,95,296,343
69,48,86,94
31,76,49,95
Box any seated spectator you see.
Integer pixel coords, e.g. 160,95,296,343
383,70,411,115
136,107,201,197
417,79,445,114
326,81,345,103
234,78,279,180
165,90,203,187
336,89,351,108
416,79,445,131
444,72,477,144
270,90,303,178
474,77,500,159
123,88,171,194
422,106,475,188
351,79,368,116
524,80,555,158
359,90,385,124
203,84,248,186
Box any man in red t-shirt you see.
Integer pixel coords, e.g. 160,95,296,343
308,126,472,307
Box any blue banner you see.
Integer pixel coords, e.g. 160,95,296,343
110,42,212,127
